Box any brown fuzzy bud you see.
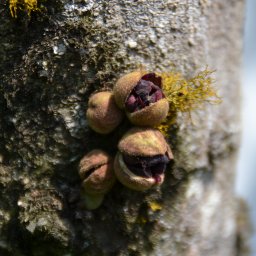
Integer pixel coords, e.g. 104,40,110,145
113,71,169,126
114,127,173,191
86,91,124,134
79,150,116,195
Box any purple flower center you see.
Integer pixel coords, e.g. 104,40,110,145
125,73,164,113
122,153,170,183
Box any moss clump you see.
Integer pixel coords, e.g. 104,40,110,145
157,69,221,136
9,0,40,18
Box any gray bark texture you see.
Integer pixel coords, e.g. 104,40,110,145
0,0,249,255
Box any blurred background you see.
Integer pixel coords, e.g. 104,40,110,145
235,0,256,255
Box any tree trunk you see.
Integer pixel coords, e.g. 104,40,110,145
0,0,247,255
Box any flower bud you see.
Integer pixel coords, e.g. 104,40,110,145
86,91,124,134
79,149,116,195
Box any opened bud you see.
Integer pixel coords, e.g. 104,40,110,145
86,91,124,134
79,149,116,196
114,127,173,191
113,71,169,126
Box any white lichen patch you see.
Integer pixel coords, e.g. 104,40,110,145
63,0,95,19
17,199,28,208
53,43,67,56
200,189,221,237
26,221,37,233
49,94,88,142
126,39,138,49
186,177,204,200
56,105,88,138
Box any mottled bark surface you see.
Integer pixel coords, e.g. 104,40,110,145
0,0,246,255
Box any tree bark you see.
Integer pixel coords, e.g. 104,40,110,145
0,0,247,255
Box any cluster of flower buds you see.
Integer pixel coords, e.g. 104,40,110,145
80,70,173,209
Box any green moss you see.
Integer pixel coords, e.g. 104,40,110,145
66,15,130,88
157,69,221,137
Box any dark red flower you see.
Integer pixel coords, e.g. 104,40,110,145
122,153,170,183
125,73,165,113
